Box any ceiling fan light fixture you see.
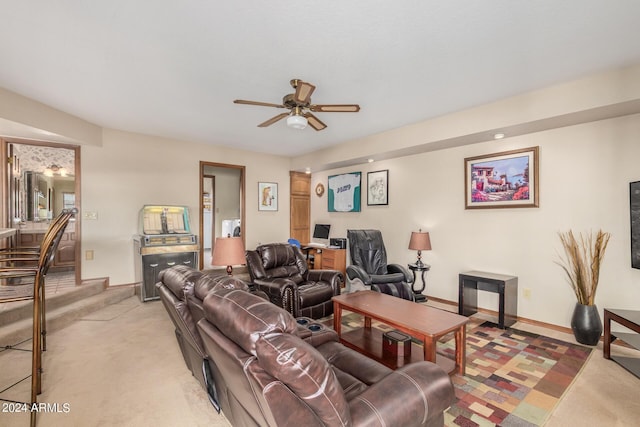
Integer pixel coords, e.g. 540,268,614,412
287,114,308,130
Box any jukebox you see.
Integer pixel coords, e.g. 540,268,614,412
133,205,198,302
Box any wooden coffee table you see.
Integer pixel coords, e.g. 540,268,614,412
332,291,468,375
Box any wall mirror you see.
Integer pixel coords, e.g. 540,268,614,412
23,171,75,221
199,161,245,270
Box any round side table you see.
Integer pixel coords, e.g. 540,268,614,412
408,263,430,302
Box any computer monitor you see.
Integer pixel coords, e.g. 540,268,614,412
312,224,331,241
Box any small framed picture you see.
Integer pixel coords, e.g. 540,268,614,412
258,182,278,211
367,170,389,206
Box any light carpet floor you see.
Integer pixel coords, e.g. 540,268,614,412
1,296,639,426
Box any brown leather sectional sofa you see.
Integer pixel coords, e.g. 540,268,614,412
157,265,455,426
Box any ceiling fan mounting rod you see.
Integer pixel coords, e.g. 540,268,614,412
283,93,309,109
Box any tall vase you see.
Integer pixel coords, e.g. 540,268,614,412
570,303,602,346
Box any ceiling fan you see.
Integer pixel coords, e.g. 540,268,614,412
233,79,360,131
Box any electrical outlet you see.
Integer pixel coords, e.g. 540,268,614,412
85,250,94,261
523,288,531,299
83,211,98,220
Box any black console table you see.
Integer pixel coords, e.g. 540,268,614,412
458,271,518,329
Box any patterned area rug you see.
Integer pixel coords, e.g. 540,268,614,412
329,312,593,427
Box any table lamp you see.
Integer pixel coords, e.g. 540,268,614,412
211,237,245,275
408,229,431,268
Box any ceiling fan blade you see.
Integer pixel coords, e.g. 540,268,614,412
304,112,327,131
234,99,286,108
294,80,316,104
258,112,290,127
310,104,360,112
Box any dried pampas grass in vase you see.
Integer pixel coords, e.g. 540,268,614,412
556,229,610,305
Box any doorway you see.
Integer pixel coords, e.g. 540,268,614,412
2,138,81,285
199,161,245,270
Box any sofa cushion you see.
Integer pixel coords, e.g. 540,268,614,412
195,274,249,301
158,264,203,300
255,332,351,427
203,288,298,355
256,244,308,280
316,340,393,399
354,248,388,275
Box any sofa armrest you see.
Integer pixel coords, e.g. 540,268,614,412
307,269,343,295
346,265,373,285
253,277,299,316
245,250,267,280
302,327,340,347
387,263,413,283
348,362,455,427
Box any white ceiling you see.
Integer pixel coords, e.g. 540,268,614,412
1,1,640,157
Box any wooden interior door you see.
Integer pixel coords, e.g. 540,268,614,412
290,171,310,244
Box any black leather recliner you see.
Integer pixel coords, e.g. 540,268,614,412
346,229,414,300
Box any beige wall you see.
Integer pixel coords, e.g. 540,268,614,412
310,113,640,328
80,129,291,285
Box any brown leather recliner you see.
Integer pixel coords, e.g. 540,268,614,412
156,265,267,389
197,287,455,427
245,243,343,319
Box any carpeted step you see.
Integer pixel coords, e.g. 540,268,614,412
0,279,107,326
0,286,135,347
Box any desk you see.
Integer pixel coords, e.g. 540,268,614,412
302,246,346,279
458,271,518,329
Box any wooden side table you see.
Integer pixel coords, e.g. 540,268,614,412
604,308,640,378
408,263,430,302
458,271,518,329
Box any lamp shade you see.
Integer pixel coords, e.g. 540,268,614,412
287,114,308,130
408,231,432,251
211,237,245,274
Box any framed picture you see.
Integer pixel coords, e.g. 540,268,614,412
464,146,539,209
328,172,361,212
630,181,640,269
367,170,389,205
258,182,278,211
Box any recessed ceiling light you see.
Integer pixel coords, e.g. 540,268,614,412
367,158,374,163
494,133,505,140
